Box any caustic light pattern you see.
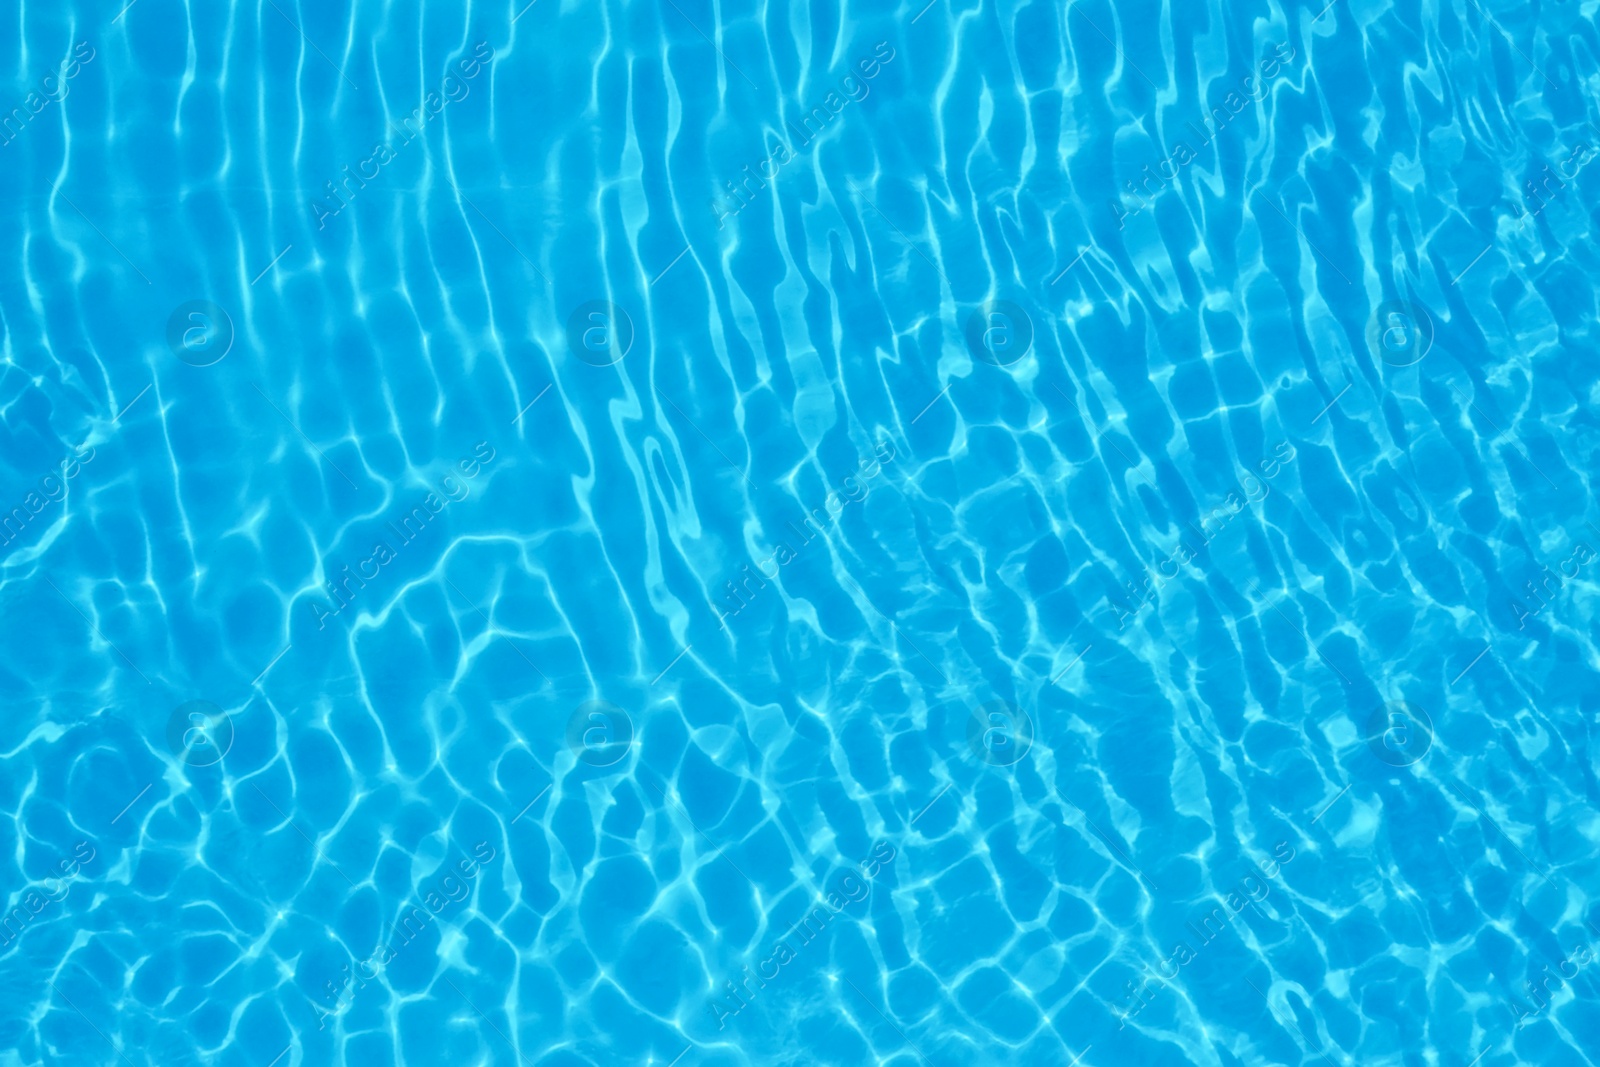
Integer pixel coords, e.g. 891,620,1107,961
1,2,1598,1067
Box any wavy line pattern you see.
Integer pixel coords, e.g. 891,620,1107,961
0,1,1598,1065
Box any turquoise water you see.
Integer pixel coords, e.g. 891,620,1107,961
3,0,1599,1064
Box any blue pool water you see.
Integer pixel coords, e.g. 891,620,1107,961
2,0,1599,1064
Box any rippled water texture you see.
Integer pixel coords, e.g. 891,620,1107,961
3,0,1600,1064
